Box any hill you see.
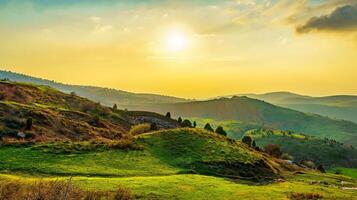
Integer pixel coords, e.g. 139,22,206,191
245,128,357,168
0,80,179,143
240,92,357,123
128,96,357,146
0,70,189,107
1,128,357,199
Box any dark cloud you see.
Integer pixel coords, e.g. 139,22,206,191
296,4,357,33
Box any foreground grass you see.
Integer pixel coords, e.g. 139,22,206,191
1,173,356,200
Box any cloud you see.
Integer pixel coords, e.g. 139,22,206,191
296,4,357,33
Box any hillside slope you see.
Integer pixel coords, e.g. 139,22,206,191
245,128,357,168
128,96,357,146
0,70,189,107
0,81,179,142
240,92,357,123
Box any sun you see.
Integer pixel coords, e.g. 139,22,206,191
166,30,188,52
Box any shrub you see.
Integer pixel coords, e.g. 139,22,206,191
150,123,158,131
165,112,171,118
264,144,282,158
181,119,192,127
26,117,33,130
177,117,182,123
281,153,293,160
242,136,253,147
114,186,135,200
288,192,323,200
317,165,325,173
193,121,197,128
113,104,118,110
129,124,151,135
215,126,227,136
300,160,316,169
204,123,214,132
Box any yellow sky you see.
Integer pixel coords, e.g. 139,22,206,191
0,0,356,98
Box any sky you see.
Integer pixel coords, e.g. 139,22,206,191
0,0,356,99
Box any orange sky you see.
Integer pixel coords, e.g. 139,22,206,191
0,0,356,98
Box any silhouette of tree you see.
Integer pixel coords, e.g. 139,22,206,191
204,123,214,132
178,117,182,123
165,112,171,118
181,119,192,127
215,126,227,136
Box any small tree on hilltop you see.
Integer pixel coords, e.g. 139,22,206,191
242,136,253,147
204,123,214,132
181,119,192,127
113,104,118,110
193,121,197,128
215,126,227,136
165,112,171,118
177,117,182,123
264,144,282,158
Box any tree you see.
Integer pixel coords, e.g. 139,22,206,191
181,119,192,127
252,140,256,148
150,123,158,131
242,136,253,147
165,112,171,118
26,117,33,130
264,144,282,158
215,126,227,136
177,117,182,123
317,165,326,173
113,104,118,110
193,121,197,128
204,123,214,132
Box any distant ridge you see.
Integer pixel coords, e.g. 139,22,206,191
230,92,357,123
0,70,189,107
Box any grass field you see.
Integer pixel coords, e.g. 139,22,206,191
1,128,357,199
1,173,357,200
328,168,357,179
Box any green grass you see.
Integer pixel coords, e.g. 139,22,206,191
328,168,357,179
1,128,357,199
1,173,356,200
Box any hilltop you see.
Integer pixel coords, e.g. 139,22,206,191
0,80,179,143
128,96,357,146
0,70,189,107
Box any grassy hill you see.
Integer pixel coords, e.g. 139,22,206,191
0,80,179,143
240,92,357,123
1,128,357,199
245,128,357,168
0,70,189,107
129,97,357,146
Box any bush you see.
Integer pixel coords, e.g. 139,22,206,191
215,126,227,136
150,123,158,131
113,104,118,110
242,136,253,147
129,124,151,135
288,192,323,200
193,121,197,128
165,112,171,118
177,117,182,123
26,117,33,130
281,153,293,160
181,119,192,127
204,123,214,132
114,186,135,200
264,144,282,158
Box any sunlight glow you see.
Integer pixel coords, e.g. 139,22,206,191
166,31,188,52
